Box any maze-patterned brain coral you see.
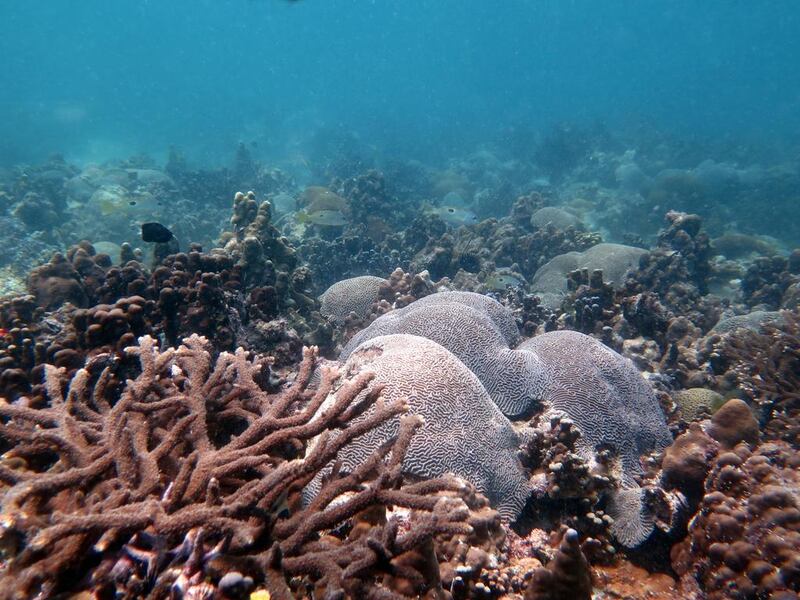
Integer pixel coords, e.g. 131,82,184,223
340,300,545,417
319,275,387,325
517,330,671,484
324,333,532,521
408,290,521,347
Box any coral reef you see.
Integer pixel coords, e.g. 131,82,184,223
0,335,502,599
3,129,800,600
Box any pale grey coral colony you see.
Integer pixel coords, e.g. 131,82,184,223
321,333,532,521
517,330,672,486
319,275,387,325
319,285,672,544
341,298,543,416
531,242,647,309
408,290,521,347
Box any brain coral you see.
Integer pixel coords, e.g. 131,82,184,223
531,243,647,309
673,388,726,421
710,310,784,334
517,330,672,546
407,290,520,347
315,334,532,520
530,206,583,230
319,275,387,325
517,330,671,483
341,300,545,418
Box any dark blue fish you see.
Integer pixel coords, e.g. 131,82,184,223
141,222,174,244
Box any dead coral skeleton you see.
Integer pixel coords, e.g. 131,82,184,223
0,334,489,599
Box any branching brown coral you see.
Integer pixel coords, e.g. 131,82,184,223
0,334,500,599
705,310,800,445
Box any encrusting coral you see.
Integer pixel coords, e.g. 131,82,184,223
671,441,800,599
0,334,501,599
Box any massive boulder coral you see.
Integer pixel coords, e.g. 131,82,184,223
671,441,800,599
341,299,544,417
517,330,672,547
531,243,646,309
673,387,726,422
517,330,671,485
319,275,387,326
409,290,521,347
530,206,583,231
315,333,532,521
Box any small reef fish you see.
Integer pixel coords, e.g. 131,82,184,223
91,186,163,217
141,222,175,243
296,209,348,227
486,273,525,290
428,206,479,228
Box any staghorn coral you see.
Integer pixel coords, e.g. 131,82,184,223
313,333,532,521
0,333,497,599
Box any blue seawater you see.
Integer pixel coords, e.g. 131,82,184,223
1,0,798,165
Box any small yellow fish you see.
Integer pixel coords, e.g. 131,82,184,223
91,186,163,217
428,206,479,228
296,209,348,227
